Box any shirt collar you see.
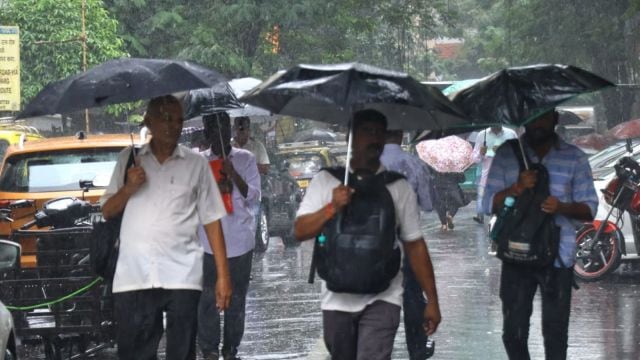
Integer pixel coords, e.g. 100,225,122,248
138,143,186,159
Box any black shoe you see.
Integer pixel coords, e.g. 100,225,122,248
472,215,484,224
203,352,219,360
425,338,435,358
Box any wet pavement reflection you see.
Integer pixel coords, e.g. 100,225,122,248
17,203,640,359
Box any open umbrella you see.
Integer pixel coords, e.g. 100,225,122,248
16,58,227,119
240,62,468,183
557,109,583,125
180,83,242,120
607,118,640,140
416,136,474,173
240,62,467,130
452,64,615,127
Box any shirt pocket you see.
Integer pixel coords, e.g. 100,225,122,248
166,184,195,212
549,171,572,199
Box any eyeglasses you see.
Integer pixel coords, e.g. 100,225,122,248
234,125,248,131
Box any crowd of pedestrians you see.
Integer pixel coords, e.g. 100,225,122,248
101,94,595,360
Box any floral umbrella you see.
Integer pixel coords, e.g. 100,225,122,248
416,135,474,173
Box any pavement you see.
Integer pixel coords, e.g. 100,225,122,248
18,201,640,359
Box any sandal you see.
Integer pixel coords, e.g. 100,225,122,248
446,214,454,230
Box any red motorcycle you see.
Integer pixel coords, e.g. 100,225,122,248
575,156,640,281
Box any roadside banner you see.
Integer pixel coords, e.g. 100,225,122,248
0,26,20,111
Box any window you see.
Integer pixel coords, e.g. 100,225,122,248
0,148,122,192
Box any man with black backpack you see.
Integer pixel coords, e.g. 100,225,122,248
483,110,598,360
294,109,441,360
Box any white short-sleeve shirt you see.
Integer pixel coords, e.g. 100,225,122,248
296,167,423,312
100,144,227,293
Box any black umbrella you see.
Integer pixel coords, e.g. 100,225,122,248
452,64,615,127
240,62,468,183
239,62,468,130
180,83,242,120
17,58,227,119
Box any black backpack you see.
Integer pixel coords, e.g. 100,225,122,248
494,140,561,267
308,167,404,294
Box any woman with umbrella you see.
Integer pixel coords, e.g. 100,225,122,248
417,136,473,231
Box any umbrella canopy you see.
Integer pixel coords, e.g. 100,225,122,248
181,83,242,119
229,77,262,97
557,109,583,125
416,136,474,173
17,58,227,119
452,64,615,127
441,78,481,98
573,133,611,151
240,62,468,130
607,118,640,140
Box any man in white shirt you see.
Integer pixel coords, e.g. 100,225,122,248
101,95,232,360
294,110,441,360
197,112,261,360
471,125,517,224
232,116,270,175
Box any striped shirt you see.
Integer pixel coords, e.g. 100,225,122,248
483,137,598,267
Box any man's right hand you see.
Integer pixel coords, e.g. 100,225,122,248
215,274,233,311
480,146,487,156
331,184,353,212
124,165,146,194
518,169,537,190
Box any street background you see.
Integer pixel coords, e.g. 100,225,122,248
19,202,640,359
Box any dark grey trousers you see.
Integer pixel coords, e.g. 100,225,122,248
114,288,201,360
198,251,253,358
323,300,401,360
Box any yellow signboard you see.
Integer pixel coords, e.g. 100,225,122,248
0,26,20,111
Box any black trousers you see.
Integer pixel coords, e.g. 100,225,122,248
198,251,253,358
114,288,201,360
500,262,574,360
402,258,430,360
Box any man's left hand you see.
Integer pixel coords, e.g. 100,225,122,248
541,196,560,214
423,301,441,336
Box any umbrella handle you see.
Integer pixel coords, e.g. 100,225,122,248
344,127,353,185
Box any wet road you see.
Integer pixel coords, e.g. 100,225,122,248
18,202,640,359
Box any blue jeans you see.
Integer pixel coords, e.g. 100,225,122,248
403,259,430,360
198,251,253,358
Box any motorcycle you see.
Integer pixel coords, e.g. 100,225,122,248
0,193,115,360
575,156,640,281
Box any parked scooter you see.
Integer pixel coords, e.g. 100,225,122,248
0,192,114,360
575,156,640,281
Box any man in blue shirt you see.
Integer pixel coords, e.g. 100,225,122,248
483,110,598,360
381,130,434,360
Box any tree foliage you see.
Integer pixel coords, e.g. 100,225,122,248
0,0,127,102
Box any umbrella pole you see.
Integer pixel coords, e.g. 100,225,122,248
517,137,530,170
217,115,227,158
344,125,353,185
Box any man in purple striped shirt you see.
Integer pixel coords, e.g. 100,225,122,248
483,110,598,360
